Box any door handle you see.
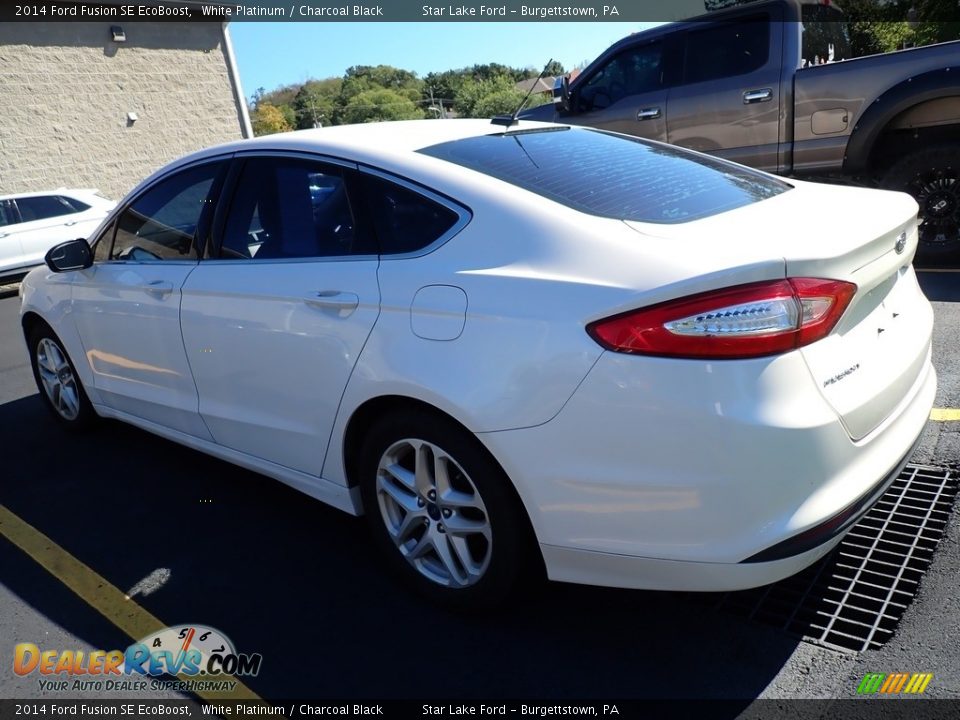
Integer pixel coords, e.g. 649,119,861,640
636,107,661,120
743,88,773,104
304,290,360,315
64,221,77,227
140,280,174,298
0,233,7,239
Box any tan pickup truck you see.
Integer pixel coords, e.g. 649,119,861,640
522,0,960,260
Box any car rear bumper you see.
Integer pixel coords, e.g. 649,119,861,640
741,431,921,564
480,345,936,591
536,417,926,592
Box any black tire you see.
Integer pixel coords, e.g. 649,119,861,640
882,144,960,263
358,409,536,608
28,324,96,430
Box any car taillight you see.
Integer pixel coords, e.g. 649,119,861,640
587,278,856,359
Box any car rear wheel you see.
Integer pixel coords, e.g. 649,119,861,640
29,326,96,429
882,144,960,263
359,410,534,607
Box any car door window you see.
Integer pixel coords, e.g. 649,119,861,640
219,157,373,259
683,19,769,84
0,200,15,227
110,162,223,262
14,195,74,223
353,173,461,256
578,41,663,111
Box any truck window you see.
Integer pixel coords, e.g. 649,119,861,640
577,41,663,111
683,17,769,84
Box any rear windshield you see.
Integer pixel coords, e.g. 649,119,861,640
418,127,790,224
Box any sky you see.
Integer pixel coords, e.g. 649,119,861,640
228,22,659,101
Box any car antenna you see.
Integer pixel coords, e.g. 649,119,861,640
491,59,554,128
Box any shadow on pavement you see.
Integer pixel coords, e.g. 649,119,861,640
917,270,960,303
1,393,800,704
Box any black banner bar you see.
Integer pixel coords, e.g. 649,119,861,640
4,0,960,23
3,700,960,720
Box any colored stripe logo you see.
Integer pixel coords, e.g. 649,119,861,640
857,673,933,695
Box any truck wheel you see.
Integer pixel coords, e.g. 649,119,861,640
882,144,960,263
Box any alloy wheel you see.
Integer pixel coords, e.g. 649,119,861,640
35,338,81,421
375,438,492,588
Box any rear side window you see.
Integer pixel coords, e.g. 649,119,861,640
15,195,77,222
57,195,91,213
353,173,461,256
418,127,789,224
683,18,769,84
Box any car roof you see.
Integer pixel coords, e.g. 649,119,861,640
176,119,564,169
126,119,571,204
0,188,98,202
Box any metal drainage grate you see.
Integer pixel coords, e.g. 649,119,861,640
704,464,958,653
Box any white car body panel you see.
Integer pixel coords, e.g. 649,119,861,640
180,258,381,477
70,261,211,439
19,120,937,592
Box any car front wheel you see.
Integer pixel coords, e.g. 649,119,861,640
28,326,96,429
359,410,534,607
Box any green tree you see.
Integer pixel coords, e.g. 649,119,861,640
540,60,566,77
340,88,425,124
455,75,548,118
340,65,423,104
251,103,293,136
293,78,342,129
839,0,960,55
257,83,302,108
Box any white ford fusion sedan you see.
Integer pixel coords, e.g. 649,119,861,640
20,120,935,605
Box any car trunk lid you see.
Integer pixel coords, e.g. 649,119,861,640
624,181,930,440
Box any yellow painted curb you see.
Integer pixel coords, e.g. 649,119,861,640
931,409,960,422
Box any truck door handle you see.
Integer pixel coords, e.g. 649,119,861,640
636,107,661,120
304,290,359,315
64,221,77,226
140,280,174,298
743,88,773,104
0,233,7,239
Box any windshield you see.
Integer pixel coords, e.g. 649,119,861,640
419,127,790,224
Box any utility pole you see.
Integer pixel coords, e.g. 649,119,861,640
428,86,445,119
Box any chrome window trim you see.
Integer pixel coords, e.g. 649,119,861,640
231,149,359,171
199,255,380,266
94,260,201,267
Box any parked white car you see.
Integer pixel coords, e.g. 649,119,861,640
0,189,115,282
19,120,935,606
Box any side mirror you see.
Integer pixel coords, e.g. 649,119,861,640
45,238,93,273
552,76,571,113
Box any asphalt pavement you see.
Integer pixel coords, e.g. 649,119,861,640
0,268,957,708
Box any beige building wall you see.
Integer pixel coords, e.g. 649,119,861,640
0,22,249,200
